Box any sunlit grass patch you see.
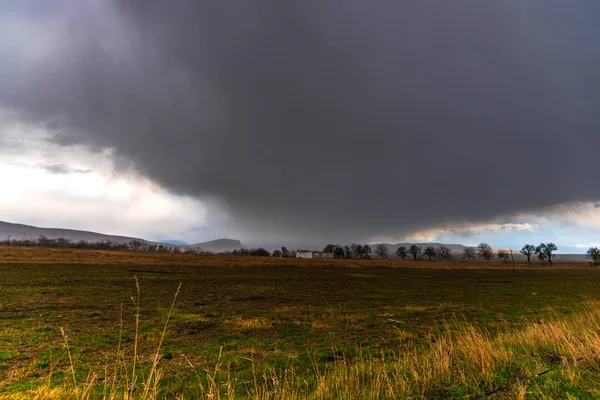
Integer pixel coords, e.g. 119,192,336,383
401,304,429,313
225,316,273,330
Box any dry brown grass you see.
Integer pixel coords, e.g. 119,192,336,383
310,319,333,331
0,246,591,270
303,302,600,399
401,305,430,313
2,247,599,399
3,297,600,399
225,316,273,330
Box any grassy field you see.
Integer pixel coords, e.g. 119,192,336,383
1,247,599,399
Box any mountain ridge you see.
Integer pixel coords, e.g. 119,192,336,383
0,220,243,252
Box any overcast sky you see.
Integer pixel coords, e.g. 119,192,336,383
1,1,600,251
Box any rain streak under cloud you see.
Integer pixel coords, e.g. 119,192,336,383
1,1,600,247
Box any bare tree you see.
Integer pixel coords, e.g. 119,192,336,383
333,245,345,259
423,246,436,260
37,235,49,246
436,246,452,261
374,243,389,259
354,244,364,258
586,247,600,267
408,245,421,260
129,240,144,252
344,245,353,259
146,244,157,252
351,243,359,258
395,246,408,260
520,244,535,263
462,246,476,260
535,242,558,265
510,249,516,272
323,244,336,254
363,244,372,259
55,238,72,248
497,249,509,263
184,247,198,255
477,242,494,262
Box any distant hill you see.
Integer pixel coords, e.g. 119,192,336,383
0,220,146,244
181,239,245,253
160,239,188,246
0,220,243,252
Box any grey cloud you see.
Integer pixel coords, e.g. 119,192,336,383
1,1,600,245
37,164,91,175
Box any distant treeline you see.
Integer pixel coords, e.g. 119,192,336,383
2,235,599,265
318,242,599,266
0,235,272,257
319,242,559,264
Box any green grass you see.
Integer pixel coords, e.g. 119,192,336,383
1,254,599,398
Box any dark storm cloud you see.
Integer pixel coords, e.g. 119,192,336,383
2,1,600,244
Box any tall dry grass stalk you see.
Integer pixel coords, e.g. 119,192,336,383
299,302,600,399
9,297,600,399
141,282,181,399
237,302,600,399
15,279,183,400
59,328,76,389
130,276,141,398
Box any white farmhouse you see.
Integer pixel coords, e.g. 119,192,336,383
296,251,333,259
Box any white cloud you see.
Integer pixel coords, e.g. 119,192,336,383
400,222,537,242
573,243,600,249
376,202,600,251
516,202,600,230
0,112,213,243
